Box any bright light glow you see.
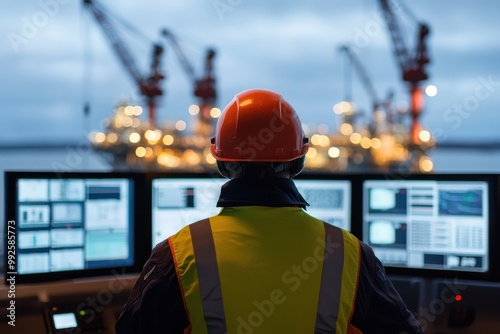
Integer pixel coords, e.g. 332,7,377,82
175,120,187,131
184,149,201,165
418,130,431,142
455,295,462,302
339,123,353,136
144,130,155,141
157,153,169,165
157,151,181,168
305,147,317,158
394,144,408,159
420,157,434,172
129,132,140,143
114,116,124,128
323,135,331,147
205,152,216,164
124,106,134,116
425,84,438,97
371,138,382,149
210,108,221,118
311,134,330,147
107,132,118,144
333,101,354,114
145,129,163,143
122,116,133,127
163,135,174,145
188,104,200,115
311,134,321,146
135,146,146,157
94,132,106,143
328,147,340,158
360,137,372,149
133,106,143,116
349,132,362,144
321,135,330,147
333,103,342,114
145,147,153,158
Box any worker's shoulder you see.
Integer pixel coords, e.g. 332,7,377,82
165,217,213,244
152,237,171,253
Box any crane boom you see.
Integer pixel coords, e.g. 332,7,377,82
377,0,431,142
339,45,380,110
83,0,164,125
161,29,217,130
162,29,196,82
378,0,430,83
378,0,410,74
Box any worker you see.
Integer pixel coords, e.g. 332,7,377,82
115,89,424,334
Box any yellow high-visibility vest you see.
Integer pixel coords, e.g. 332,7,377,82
169,206,361,334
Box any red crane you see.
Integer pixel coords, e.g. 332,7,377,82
83,0,164,127
378,0,430,143
162,29,217,131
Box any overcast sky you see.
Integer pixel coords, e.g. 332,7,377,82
1,0,499,145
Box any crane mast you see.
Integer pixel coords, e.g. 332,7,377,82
194,48,217,127
162,29,217,132
378,0,430,143
83,0,164,126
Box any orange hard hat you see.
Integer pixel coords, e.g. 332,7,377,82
211,89,309,162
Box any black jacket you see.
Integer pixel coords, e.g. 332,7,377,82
116,176,424,334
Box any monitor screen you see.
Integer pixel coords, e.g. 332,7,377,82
4,172,140,283
151,175,352,247
362,178,490,273
151,176,225,247
294,178,351,231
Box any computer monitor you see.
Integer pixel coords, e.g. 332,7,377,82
150,173,353,248
151,173,226,247
361,174,498,279
294,175,352,231
4,171,144,284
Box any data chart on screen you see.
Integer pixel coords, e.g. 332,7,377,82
294,179,351,231
362,179,489,273
15,178,134,275
152,178,225,247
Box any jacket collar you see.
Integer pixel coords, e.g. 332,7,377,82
216,176,309,208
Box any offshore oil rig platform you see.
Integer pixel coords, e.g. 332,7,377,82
85,0,435,173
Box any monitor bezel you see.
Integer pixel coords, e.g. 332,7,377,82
357,172,499,282
4,171,148,284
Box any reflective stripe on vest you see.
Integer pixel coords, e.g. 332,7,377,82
190,220,227,333
169,207,361,334
315,224,344,333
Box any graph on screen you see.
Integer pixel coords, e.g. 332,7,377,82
363,179,489,273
